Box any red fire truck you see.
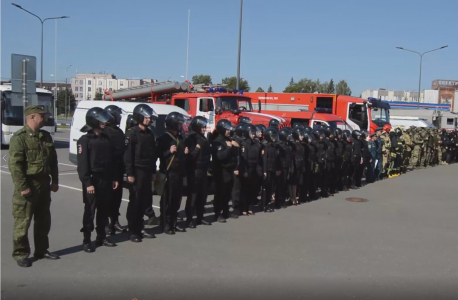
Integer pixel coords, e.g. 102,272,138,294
104,82,288,132
246,92,391,134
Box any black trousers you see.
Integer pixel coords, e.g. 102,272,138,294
232,173,242,210
353,160,364,187
81,176,111,240
185,169,208,222
160,171,183,230
275,168,288,206
240,174,259,212
326,161,336,194
262,171,276,210
214,170,234,218
109,171,124,224
341,161,350,189
127,168,152,236
334,159,343,191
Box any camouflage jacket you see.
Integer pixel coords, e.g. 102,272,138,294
8,125,58,192
381,132,391,153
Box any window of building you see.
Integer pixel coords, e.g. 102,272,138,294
75,87,79,92
109,81,112,86
447,118,454,125
130,82,134,87
80,80,83,85
120,82,124,87
98,88,102,93
88,87,91,92
80,93,83,98
98,80,102,86
88,80,92,85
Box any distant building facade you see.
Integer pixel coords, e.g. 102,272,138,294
71,73,156,101
362,79,458,112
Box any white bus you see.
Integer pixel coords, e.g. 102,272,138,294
1,84,56,145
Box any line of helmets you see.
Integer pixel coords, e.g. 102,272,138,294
82,103,381,143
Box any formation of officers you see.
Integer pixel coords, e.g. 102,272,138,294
9,104,458,267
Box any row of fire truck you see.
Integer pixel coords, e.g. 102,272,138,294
103,81,391,134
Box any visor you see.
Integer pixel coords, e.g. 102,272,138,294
94,110,114,123
196,118,208,128
139,106,157,119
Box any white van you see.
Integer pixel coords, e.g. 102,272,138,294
69,101,191,165
389,116,434,129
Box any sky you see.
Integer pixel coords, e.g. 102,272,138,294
1,0,457,97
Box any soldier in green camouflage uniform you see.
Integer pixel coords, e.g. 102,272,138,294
9,106,60,267
432,129,440,166
410,127,423,169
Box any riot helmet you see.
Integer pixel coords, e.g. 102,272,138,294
292,127,305,141
81,107,113,132
352,130,362,139
216,119,234,136
133,104,156,124
243,124,257,140
165,112,186,131
279,127,292,142
268,118,280,129
238,116,252,124
190,116,208,134
104,105,122,126
264,127,279,143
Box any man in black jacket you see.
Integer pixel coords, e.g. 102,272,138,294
212,120,239,222
124,104,158,242
77,108,118,252
275,127,292,208
184,116,212,228
262,127,281,212
157,112,188,235
341,130,353,190
360,131,372,184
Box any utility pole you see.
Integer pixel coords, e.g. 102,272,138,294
236,0,243,90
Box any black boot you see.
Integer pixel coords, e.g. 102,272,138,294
114,221,127,232
83,232,94,253
95,238,117,247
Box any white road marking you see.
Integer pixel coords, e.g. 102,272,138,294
2,155,7,162
58,162,76,167
53,137,70,141
58,172,78,176
1,170,11,174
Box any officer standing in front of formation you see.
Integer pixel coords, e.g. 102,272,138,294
240,124,262,215
351,130,363,189
77,107,118,252
157,112,188,234
212,119,239,222
261,127,281,212
124,104,158,242
184,116,212,228
103,105,127,235
9,105,60,267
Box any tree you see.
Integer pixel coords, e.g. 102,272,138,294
56,89,76,116
267,85,273,93
94,91,103,100
335,80,352,96
191,74,212,85
326,79,335,94
221,76,250,92
256,87,265,92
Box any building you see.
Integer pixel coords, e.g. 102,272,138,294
71,73,156,102
0,81,71,94
361,80,458,112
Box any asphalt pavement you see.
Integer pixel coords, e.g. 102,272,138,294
1,129,457,300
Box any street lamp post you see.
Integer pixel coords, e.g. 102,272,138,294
236,0,243,90
396,45,448,107
11,3,69,88
65,65,72,122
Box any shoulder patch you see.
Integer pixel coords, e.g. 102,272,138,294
78,144,83,154
217,145,223,151
241,146,245,153
125,136,130,146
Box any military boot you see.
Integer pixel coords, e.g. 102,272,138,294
83,232,94,253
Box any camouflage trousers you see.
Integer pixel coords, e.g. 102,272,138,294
382,151,390,173
12,177,51,261
410,145,422,167
421,147,430,167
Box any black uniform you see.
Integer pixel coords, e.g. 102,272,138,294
157,131,186,231
312,139,325,197
291,141,305,203
342,140,353,190
124,125,157,237
332,138,344,191
77,131,114,242
352,139,363,187
240,138,262,213
361,138,372,184
184,131,211,224
231,134,244,214
275,141,292,207
323,138,336,195
262,142,281,211
103,125,126,227
212,134,238,220
302,140,316,201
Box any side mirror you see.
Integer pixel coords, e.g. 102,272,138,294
258,99,261,113
350,103,356,109
215,107,222,115
231,109,241,115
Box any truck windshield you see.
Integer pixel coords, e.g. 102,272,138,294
217,97,253,112
328,121,353,131
1,91,55,126
370,107,390,127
